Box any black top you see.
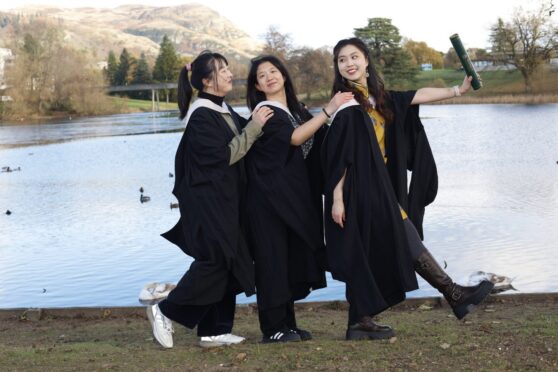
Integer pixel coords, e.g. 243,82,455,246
198,91,224,106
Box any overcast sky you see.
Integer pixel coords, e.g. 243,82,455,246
0,0,549,52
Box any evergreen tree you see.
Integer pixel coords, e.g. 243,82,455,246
115,48,134,86
106,50,119,86
153,35,180,102
131,52,152,99
354,18,417,89
153,35,180,83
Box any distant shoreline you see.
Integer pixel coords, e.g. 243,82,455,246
2,94,558,125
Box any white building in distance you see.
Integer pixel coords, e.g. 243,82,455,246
0,48,14,90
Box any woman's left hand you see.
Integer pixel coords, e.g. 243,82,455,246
459,75,473,95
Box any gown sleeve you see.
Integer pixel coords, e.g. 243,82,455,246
388,90,416,121
185,110,230,186
321,109,358,196
227,120,263,165
390,90,438,240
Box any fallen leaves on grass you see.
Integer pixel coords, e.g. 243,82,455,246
235,352,247,362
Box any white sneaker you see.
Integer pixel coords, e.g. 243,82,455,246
199,333,245,348
146,304,174,348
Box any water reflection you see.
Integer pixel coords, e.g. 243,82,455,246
1,104,557,308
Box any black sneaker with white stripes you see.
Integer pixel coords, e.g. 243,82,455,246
292,327,312,341
261,330,301,343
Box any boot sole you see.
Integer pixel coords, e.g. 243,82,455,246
346,328,395,341
199,339,245,348
453,280,495,320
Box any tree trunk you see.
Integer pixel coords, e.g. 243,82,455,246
520,69,533,94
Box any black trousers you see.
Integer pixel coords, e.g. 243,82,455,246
249,201,320,336
346,218,426,325
258,301,297,336
158,275,239,337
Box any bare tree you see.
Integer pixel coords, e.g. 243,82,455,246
261,26,293,62
490,0,558,92
403,39,444,69
289,47,333,100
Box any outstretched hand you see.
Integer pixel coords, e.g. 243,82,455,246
252,106,274,128
325,91,354,116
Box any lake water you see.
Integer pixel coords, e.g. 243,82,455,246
1,104,557,309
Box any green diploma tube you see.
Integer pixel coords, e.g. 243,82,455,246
450,33,483,90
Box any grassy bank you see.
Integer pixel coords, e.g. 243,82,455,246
1,294,557,371
0,97,178,125
108,96,177,112
414,67,558,97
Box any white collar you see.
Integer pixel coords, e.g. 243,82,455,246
254,100,294,120
330,98,360,122
183,98,231,128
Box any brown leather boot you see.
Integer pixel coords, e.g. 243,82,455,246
414,250,494,320
346,316,395,340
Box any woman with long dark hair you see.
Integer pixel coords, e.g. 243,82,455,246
245,55,352,343
147,51,273,349
322,38,494,340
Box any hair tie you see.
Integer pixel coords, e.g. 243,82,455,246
185,63,192,72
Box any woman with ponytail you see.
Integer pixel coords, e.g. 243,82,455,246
321,38,493,341
147,51,273,349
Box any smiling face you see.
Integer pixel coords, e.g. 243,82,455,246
336,44,369,86
203,59,233,96
255,61,286,98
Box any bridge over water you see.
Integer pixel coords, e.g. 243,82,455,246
107,79,246,111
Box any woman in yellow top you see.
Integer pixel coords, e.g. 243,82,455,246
321,38,494,341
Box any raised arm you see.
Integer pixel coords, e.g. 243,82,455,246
411,75,473,105
290,92,353,146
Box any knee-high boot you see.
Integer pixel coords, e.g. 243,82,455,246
414,250,494,320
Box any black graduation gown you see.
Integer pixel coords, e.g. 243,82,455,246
161,105,255,306
385,91,438,239
321,93,426,316
245,105,326,310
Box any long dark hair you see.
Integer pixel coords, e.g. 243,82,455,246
177,50,228,120
246,55,304,120
332,38,393,122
